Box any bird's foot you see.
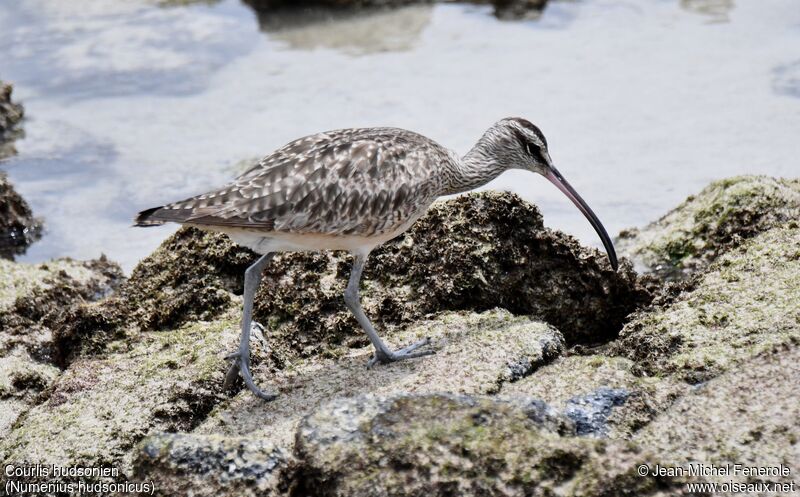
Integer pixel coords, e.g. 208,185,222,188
223,322,277,401
367,337,435,369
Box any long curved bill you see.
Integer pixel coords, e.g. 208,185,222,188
545,166,618,271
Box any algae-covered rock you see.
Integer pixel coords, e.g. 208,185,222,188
63,192,647,364
617,175,800,277
0,256,122,363
53,227,257,364
634,344,800,490
0,80,24,160
502,355,685,439
0,256,122,437
255,191,647,358
0,173,42,259
0,311,242,480
135,433,291,497
197,309,564,447
294,393,662,497
611,223,800,383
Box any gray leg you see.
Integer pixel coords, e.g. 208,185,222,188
223,253,276,401
344,253,434,368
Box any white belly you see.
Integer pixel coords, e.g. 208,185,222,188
198,211,426,256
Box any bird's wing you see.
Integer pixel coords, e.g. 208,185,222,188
139,128,447,237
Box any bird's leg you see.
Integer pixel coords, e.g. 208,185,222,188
223,253,277,401
344,253,434,368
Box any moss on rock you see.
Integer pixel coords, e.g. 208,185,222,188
617,175,800,277
0,256,123,364
0,256,123,437
52,227,258,364
611,223,800,383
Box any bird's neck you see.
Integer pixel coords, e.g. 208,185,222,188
442,135,508,196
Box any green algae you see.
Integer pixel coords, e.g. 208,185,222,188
612,223,800,383
617,175,800,276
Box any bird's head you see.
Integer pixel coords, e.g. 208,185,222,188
487,117,618,271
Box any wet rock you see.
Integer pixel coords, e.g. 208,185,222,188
611,223,800,384
135,433,291,497
197,309,564,447
617,175,800,277
634,344,800,490
0,81,24,160
0,311,242,480
0,173,42,259
502,354,686,440
242,0,549,22
562,387,630,437
294,392,661,497
243,0,428,11
492,0,548,20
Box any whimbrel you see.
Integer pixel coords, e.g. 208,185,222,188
135,118,618,400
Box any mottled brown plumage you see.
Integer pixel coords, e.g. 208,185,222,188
136,127,454,239
135,118,618,401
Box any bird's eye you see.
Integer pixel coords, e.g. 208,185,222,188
526,142,539,156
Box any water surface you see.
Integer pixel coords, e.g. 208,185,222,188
1,0,798,272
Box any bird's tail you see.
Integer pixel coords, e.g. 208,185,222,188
133,206,168,227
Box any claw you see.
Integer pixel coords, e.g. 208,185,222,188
367,337,435,368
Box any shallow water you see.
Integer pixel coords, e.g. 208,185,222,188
1,0,798,272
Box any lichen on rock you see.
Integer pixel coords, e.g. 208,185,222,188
617,175,800,277
501,355,686,440
634,344,800,489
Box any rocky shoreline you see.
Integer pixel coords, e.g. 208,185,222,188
0,80,42,259
1,172,798,496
